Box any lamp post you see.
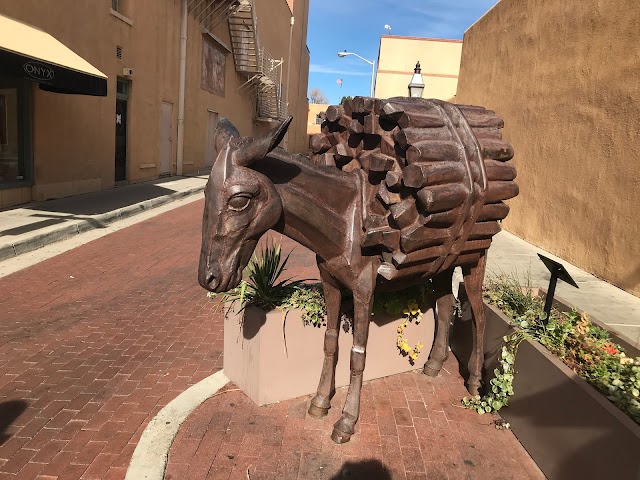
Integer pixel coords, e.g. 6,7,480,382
408,61,425,98
337,50,375,98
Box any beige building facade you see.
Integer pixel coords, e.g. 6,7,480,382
0,0,310,208
306,103,328,135
455,0,640,297
375,35,462,101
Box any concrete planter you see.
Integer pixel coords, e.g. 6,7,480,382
451,291,640,480
223,304,434,406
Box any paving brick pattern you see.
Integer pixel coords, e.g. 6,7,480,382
0,200,223,479
166,356,544,480
0,197,543,479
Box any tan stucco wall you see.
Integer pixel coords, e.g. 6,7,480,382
375,36,462,101
0,0,309,207
255,0,310,153
456,0,640,296
307,103,328,136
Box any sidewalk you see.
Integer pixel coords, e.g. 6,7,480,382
0,175,208,262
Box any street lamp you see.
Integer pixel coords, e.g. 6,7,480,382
408,61,425,98
337,50,376,98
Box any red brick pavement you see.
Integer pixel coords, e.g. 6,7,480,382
0,199,240,479
0,197,543,479
166,356,543,480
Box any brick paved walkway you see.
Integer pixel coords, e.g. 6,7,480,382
0,198,543,479
0,200,222,479
166,357,543,480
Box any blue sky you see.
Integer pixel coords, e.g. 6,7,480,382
306,0,498,104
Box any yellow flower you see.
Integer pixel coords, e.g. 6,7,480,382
397,325,404,334
400,341,411,353
410,352,419,361
415,341,424,351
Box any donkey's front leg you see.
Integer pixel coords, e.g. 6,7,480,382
331,283,374,444
308,267,342,418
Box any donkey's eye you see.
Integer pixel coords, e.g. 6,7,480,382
228,194,252,211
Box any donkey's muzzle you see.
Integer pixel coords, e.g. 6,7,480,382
198,263,222,292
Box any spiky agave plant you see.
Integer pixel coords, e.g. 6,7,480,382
218,241,308,311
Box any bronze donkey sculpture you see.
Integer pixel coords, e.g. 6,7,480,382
199,97,518,443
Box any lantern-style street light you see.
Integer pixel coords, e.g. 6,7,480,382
408,61,425,98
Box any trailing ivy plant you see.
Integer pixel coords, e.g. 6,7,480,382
462,330,526,415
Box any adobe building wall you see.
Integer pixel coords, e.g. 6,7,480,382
0,0,309,207
375,36,462,101
307,103,328,136
455,0,640,296
254,0,310,153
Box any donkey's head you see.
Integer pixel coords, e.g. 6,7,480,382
198,116,292,292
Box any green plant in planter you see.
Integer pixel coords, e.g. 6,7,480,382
213,241,327,326
281,285,327,327
215,241,307,310
468,271,640,425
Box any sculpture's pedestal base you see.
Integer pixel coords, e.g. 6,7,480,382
223,305,435,406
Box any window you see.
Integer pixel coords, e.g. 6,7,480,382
111,0,130,18
315,114,323,125
0,77,32,187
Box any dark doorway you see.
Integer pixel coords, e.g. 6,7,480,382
115,79,129,182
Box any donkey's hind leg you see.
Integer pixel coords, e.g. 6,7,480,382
462,253,488,396
423,269,455,377
308,267,342,418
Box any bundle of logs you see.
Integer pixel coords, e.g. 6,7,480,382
309,96,518,281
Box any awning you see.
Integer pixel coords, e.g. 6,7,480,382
0,13,107,96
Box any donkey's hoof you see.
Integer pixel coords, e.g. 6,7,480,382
422,363,441,377
467,380,481,396
308,403,329,418
331,428,352,444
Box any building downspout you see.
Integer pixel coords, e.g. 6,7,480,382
284,15,294,150
176,0,188,176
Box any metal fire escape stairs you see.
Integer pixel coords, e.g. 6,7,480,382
187,0,243,35
228,0,286,122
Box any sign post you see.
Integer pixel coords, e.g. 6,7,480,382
537,254,579,323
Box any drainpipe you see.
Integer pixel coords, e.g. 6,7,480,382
176,0,187,176
284,15,294,150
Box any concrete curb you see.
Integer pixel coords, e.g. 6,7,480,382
0,186,204,262
125,370,230,480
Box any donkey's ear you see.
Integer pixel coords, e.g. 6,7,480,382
268,116,293,152
233,116,293,167
214,117,241,153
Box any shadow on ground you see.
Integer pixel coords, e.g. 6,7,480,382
0,400,28,445
330,459,392,480
16,182,179,216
